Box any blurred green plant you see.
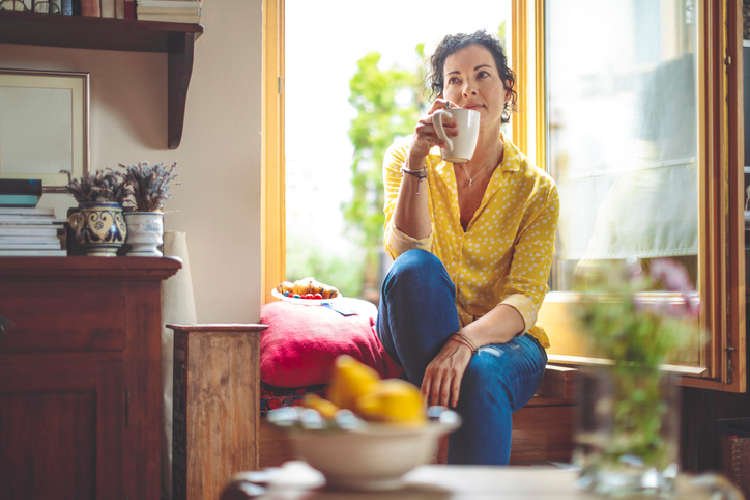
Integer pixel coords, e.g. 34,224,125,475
574,258,699,369
573,257,700,473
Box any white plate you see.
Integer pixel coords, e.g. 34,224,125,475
271,288,342,305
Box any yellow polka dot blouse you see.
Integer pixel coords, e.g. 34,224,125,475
382,135,559,348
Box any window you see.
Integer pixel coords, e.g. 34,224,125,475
534,0,745,391
263,0,745,391
547,1,699,292
281,0,512,302
546,0,700,366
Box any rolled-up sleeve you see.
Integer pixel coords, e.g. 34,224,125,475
499,178,560,332
382,141,434,259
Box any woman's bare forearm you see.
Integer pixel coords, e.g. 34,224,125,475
392,153,432,239
459,304,526,347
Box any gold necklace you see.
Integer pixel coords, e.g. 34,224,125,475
460,140,502,186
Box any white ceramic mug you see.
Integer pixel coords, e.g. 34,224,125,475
432,107,481,163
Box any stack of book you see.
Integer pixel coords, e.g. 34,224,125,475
0,207,67,256
0,179,66,256
136,0,201,23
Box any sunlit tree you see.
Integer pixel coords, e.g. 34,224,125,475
342,48,426,297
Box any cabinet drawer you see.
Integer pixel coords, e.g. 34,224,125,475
0,295,126,353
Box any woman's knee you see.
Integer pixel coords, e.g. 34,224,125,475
384,250,452,293
390,249,442,277
460,353,510,399
460,340,547,412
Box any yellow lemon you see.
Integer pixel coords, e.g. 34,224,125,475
303,393,340,420
327,355,381,411
355,379,426,425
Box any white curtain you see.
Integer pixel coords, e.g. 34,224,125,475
561,161,698,260
161,231,197,499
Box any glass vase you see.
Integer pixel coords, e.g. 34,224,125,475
575,365,681,497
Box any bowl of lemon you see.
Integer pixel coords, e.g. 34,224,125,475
266,355,461,492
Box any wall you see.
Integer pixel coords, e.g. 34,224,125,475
0,0,264,324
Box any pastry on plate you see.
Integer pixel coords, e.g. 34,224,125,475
277,277,339,299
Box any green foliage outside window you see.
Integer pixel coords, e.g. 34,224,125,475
289,23,507,301
286,239,366,299
342,48,426,295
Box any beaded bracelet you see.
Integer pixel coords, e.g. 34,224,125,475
400,165,428,195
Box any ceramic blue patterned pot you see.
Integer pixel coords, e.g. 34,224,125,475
70,202,127,257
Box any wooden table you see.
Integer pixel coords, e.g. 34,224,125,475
221,461,743,500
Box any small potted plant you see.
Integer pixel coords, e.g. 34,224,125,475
61,168,130,257
572,257,700,497
118,161,180,257
62,168,130,205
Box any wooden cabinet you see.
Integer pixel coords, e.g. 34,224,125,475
0,257,181,500
0,11,203,149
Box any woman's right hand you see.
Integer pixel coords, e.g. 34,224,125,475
408,99,458,161
421,333,472,408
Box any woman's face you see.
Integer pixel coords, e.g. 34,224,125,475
442,44,510,130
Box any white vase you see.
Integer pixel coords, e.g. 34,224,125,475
123,212,164,257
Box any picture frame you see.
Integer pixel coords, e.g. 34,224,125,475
0,68,90,187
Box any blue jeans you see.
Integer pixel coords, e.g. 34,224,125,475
377,249,548,465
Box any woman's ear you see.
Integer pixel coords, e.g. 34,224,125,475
504,82,512,102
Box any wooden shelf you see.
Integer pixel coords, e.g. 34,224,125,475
0,256,182,280
0,11,204,149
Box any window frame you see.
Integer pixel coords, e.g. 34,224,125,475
262,0,285,306
262,0,746,392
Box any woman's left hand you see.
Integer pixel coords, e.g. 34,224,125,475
421,336,473,408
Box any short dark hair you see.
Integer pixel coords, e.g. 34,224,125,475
427,29,517,123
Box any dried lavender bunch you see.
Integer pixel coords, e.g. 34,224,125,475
119,162,180,213
60,168,130,204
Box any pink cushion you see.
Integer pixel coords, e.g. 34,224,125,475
260,301,403,387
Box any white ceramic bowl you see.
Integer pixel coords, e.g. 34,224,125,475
268,408,460,491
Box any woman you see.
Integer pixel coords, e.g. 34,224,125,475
377,30,559,465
